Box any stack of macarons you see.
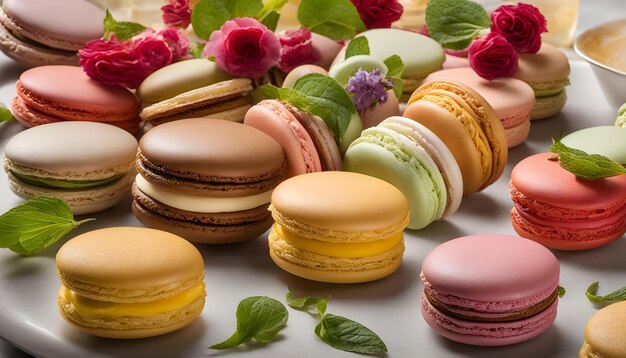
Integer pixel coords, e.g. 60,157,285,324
403,80,508,195
132,118,286,243
424,68,536,147
0,0,104,67
421,234,560,346
4,121,138,215
510,152,626,250
138,59,253,128
268,171,409,283
12,65,141,133
513,43,570,119
344,116,463,229
56,227,206,339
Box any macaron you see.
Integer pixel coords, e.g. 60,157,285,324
139,59,253,126
513,43,570,120
403,80,508,194
0,0,104,67
311,32,343,70
332,28,445,99
132,118,285,244
580,301,626,358
244,99,354,177
442,53,469,69
282,64,328,89
425,68,535,148
344,116,463,229
12,65,140,133
268,171,409,283
56,227,206,339
561,126,626,165
421,234,560,346
4,122,137,215
617,103,626,128
510,152,626,250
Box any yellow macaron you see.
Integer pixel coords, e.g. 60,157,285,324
56,227,206,339
268,171,409,283
580,301,626,358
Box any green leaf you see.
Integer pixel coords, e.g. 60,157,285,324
550,138,626,180
256,0,288,23
297,0,366,41
0,197,94,255
210,296,288,349
390,77,403,100
425,0,491,50
586,281,626,305
261,74,356,139
0,103,13,122
260,11,280,31
189,43,205,59
315,314,387,354
191,0,263,40
384,55,405,78
345,37,370,58
103,9,146,41
558,286,566,298
286,287,330,317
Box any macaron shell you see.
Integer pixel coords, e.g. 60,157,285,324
582,301,626,358
505,119,531,148
311,32,342,70
329,55,388,87
339,112,364,155
360,90,400,129
532,90,567,119
244,100,322,178
561,126,626,164
514,43,570,85
443,53,469,69
282,65,328,89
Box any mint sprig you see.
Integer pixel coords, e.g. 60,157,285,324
256,0,287,30
345,37,370,58
586,282,626,306
261,73,356,139
550,138,626,180
384,55,405,99
425,0,491,50
297,0,366,40
103,9,146,41
210,296,288,349
558,286,566,298
0,102,13,122
287,288,387,354
0,197,94,255
191,0,263,40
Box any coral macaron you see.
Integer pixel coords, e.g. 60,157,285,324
56,227,206,339
268,171,409,283
510,153,626,250
12,66,140,133
421,234,560,346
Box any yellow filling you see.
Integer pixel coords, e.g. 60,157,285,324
61,281,206,319
274,224,402,258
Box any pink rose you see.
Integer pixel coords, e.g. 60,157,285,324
79,38,146,88
156,27,190,60
277,28,321,73
161,0,191,28
490,3,547,53
350,0,403,29
133,35,173,73
468,32,518,80
203,17,281,78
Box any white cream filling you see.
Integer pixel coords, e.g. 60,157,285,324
135,174,272,213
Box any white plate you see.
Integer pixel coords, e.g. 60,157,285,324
0,58,624,358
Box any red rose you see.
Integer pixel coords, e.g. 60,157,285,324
161,0,191,28
156,27,190,60
133,35,173,73
350,0,403,29
277,28,321,73
490,3,547,54
203,17,281,78
468,32,518,80
79,38,145,88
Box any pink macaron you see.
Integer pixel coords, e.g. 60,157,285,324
424,67,535,147
510,153,626,250
421,234,560,346
12,66,140,134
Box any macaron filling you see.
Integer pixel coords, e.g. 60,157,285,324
59,281,206,320
135,174,272,213
12,171,125,189
273,224,403,259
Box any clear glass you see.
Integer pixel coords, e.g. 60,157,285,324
524,0,580,47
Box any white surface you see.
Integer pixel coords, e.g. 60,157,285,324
0,56,625,357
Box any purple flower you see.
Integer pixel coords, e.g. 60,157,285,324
346,68,393,112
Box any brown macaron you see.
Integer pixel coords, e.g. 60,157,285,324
132,118,286,243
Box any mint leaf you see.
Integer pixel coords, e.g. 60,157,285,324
389,77,403,100
297,0,366,40
286,288,330,316
0,197,94,255
315,314,387,354
260,11,280,31
384,55,405,78
425,0,491,50
550,138,626,180
189,43,205,59
191,0,263,40
345,37,370,58
261,74,356,139
558,286,566,298
210,296,288,349
256,0,287,22
0,102,13,122
103,9,146,41
586,281,626,305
